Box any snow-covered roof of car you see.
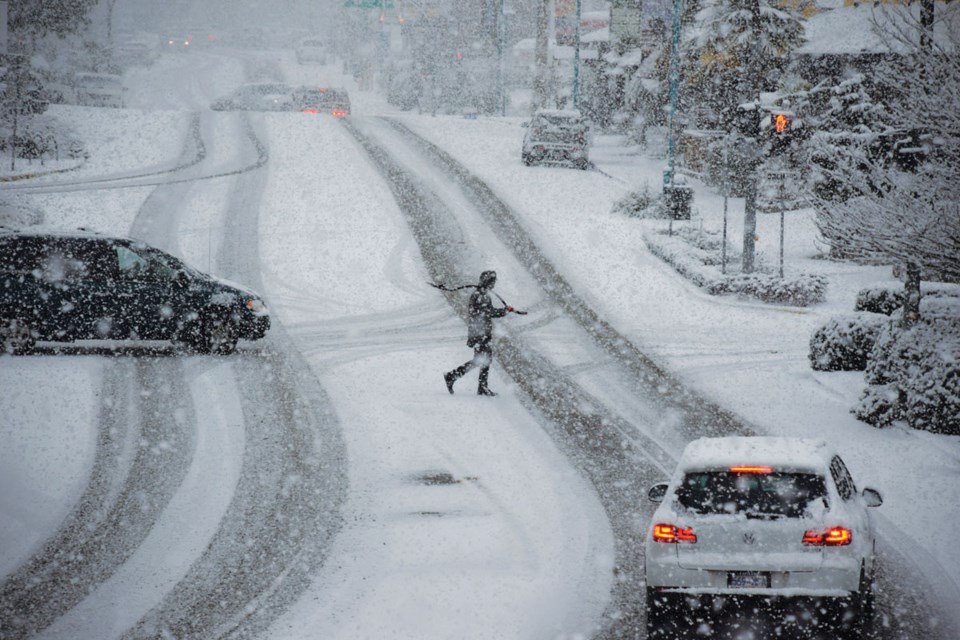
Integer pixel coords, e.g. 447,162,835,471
534,109,582,119
677,437,833,473
0,226,110,239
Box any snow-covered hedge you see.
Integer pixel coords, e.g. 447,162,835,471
855,297,960,435
855,286,906,316
855,282,960,316
643,227,827,306
809,312,888,371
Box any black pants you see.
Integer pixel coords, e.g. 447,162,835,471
449,338,493,391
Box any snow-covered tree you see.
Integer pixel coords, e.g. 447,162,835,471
681,0,805,272
806,67,894,202
6,0,99,45
682,0,805,126
812,4,960,322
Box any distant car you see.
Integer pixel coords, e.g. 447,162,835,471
0,229,270,355
210,83,296,112
164,33,191,51
74,73,125,108
644,437,882,639
292,86,351,117
296,37,327,64
521,109,590,169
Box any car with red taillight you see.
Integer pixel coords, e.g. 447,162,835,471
292,86,350,117
644,437,882,639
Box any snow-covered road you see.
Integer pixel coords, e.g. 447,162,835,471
1,46,957,640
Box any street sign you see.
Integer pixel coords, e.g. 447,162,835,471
344,0,395,8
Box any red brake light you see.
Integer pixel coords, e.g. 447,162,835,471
730,466,773,474
302,108,318,114
652,523,697,544
331,110,348,118
802,526,852,546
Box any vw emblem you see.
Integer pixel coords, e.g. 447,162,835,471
743,532,756,545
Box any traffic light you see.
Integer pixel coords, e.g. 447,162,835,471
768,110,798,154
773,112,789,134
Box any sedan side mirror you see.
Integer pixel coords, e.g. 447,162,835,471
173,270,190,288
862,487,883,508
648,483,669,503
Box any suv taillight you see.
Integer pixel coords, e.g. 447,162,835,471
652,523,697,543
802,526,852,546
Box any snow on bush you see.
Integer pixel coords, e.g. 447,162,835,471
809,312,887,371
642,226,827,306
855,296,960,435
855,282,960,316
612,184,662,218
855,285,906,316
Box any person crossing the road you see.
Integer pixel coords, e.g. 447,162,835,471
443,270,513,397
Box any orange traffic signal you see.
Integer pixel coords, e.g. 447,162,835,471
774,113,789,133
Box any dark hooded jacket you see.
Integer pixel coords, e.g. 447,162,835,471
466,285,508,347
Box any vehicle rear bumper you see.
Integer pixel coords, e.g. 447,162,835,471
646,553,860,591
525,144,587,161
646,588,865,636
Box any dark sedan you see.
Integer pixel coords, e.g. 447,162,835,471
0,229,269,355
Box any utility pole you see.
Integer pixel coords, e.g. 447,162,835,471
533,0,549,110
740,0,763,274
572,0,581,110
664,0,682,187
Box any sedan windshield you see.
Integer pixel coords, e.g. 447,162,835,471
677,471,827,518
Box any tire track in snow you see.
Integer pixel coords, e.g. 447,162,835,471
0,107,217,637
123,112,348,640
0,358,196,639
344,117,681,638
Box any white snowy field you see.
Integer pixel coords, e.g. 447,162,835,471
1,47,958,638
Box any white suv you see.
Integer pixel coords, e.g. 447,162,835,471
644,437,882,639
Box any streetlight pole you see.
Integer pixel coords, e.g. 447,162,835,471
498,0,506,115
572,0,581,110
664,0,682,187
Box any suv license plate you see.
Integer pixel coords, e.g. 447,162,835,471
728,572,771,588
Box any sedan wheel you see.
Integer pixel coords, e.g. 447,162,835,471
180,311,238,355
1,319,36,355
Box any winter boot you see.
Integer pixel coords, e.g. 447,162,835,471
444,371,456,394
477,387,497,397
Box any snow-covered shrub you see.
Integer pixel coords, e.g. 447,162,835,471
855,285,905,316
722,272,827,306
642,227,827,306
855,282,960,315
613,183,662,218
855,297,960,435
809,312,887,371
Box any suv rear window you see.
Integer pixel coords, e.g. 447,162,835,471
677,471,827,518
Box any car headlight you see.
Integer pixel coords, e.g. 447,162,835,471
245,298,268,315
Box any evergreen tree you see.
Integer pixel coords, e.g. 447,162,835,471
682,0,805,126
7,0,99,43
